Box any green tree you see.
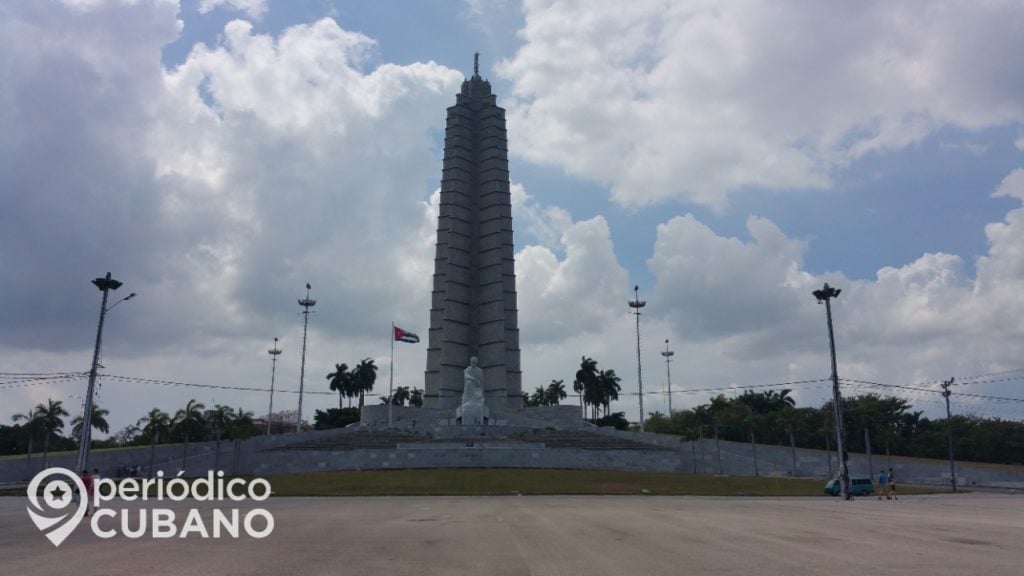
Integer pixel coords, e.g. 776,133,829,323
137,408,172,444
574,356,599,418
595,412,629,430
391,386,412,406
529,385,546,407
544,379,567,406
645,411,673,433
313,408,360,430
12,407,41,468
596,369,621,418
327,363,353,409
352,358,378,409
36,399,69,468
521,391,535,407
210,405,231,471
71,404,111,441
174,399,206,466
229,407,255,439
137,407,171,478
205,405,234,442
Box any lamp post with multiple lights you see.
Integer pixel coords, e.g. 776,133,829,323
267,337,282,436
296,284,316,433
661,339,675,415
628,285,647,432
813,282,849,500
76,272,135,473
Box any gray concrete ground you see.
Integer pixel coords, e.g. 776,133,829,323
1,494,1022,576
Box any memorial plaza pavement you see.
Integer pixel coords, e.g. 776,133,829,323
1,493,1021,576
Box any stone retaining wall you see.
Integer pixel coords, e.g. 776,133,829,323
2,426,1022,489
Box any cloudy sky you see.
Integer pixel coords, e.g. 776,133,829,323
3,0,1024,437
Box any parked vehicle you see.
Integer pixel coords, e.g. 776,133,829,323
824,477,875,496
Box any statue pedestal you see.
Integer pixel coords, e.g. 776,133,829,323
455,403,489,425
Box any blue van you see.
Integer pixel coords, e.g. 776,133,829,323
824,477,875,496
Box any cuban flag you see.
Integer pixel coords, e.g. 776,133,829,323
394,326,420,343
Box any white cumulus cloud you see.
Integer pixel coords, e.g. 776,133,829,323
499,0,1024,208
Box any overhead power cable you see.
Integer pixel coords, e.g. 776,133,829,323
841,378,1024,404
98,373,336,396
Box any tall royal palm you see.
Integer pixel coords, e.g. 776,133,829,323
36,399,69,469
391,386,412,406
71,404,111,441
352,358,378,409
205,404,234,472
545,379,567,406
12,407,42,473
574,356,599,419
326,363,352,409
597,369,621,418
174,399,205,468
137,408,171,478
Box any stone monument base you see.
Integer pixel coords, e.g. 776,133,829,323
360,404,585,430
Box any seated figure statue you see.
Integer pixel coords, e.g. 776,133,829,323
456,356,489,424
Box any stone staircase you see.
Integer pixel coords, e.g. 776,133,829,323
271,430,424,451
265,426,673,453
510,429,672,451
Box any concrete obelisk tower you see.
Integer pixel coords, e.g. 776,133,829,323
425,54,522,409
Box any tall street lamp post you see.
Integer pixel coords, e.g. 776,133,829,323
628,285,647,432
813,282,849,500
76,272,135,473
267,337,282,436
296,284,316,433
661,339,674,415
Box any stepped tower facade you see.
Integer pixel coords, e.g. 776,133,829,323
424,55,522,409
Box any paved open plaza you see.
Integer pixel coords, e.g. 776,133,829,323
1,493,1021,575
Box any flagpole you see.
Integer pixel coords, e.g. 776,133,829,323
389,321,394,427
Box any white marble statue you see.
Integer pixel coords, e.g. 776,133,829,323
456,356,489,424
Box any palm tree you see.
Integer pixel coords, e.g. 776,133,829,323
544,379,567,406
207,401,241,473
391,386,412,406
12,407,42,473
35,400,69,469
71,404,111,443
574,356,599,418
137,408,172,443
229,407,255,440
326,363,352,409
352,357,378,409
174,399,205,468
137,408,171,478
596,369,621,418
205,405,234,440
205,404,235,471
529,385,546,407
409,388,424,407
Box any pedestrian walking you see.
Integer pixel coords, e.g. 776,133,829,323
92,467,101,508
80,469,94,516
877,468,889,500
888,467,898,500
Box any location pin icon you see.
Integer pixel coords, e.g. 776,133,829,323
26,467,89,547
